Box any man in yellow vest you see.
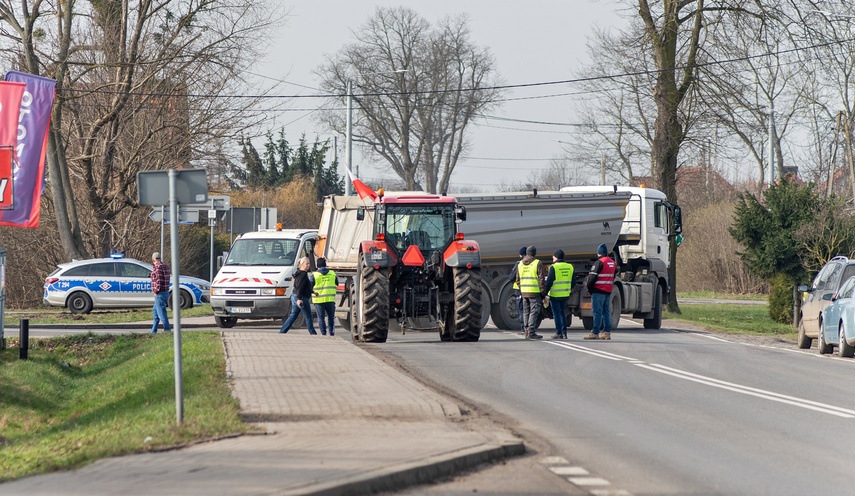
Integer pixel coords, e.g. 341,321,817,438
312,258,337,336
515,245,546,340
545,249,574,340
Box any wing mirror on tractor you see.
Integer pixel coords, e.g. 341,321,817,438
456,205,467,222
356,206,365,221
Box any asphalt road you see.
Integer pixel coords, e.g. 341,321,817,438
371,318,853,496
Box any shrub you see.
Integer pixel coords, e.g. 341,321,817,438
768,272,797,324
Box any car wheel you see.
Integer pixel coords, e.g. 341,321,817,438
818,318,833,354
67,292,93,314
166,289,193,310
840,323,855,358
797,317,812,349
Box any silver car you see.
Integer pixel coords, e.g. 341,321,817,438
43,256,210,314
798,256,855,349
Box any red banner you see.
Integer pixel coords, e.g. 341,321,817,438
0,81,25,210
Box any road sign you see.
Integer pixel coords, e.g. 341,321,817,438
187,194,230,210
137,169,208,206
149,208,200,223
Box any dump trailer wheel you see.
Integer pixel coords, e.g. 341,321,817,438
356,255,389,343
441,268,483,342
643,283,663,329
490,283,521,330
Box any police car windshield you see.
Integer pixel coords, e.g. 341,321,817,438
226,238,299,266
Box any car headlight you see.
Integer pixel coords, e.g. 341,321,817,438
210,287,224,296
197,283,211,291
261,288,277,296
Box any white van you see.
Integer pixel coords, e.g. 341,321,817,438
210,229,318,328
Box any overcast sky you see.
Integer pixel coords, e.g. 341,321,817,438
253,1,625,190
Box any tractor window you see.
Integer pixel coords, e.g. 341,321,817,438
385,205,455,251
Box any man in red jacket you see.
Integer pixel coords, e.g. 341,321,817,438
584,243,616,340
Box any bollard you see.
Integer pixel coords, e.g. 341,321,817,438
19,318,28,360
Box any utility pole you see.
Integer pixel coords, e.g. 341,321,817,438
345,80,353,196
768,98,775,185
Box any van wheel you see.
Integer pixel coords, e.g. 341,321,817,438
215,316,237,328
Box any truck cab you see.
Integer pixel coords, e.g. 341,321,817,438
209,229,318,328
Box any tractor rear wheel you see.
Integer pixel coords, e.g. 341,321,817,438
355,254,389,343
441,268,482,342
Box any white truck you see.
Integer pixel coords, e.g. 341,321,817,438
454,186,682,330
209,228,318,328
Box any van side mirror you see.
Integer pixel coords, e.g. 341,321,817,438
356,206,365,221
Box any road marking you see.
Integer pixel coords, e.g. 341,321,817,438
549,341,634,361
550,466,590,475
638,363,855,418
569,476,611,486
545,339,855,418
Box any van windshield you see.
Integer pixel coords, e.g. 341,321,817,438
225,238,300,266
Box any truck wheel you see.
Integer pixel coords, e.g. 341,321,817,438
490,284,521,330
67,292,93,314
643,284,663,329
797,317,813,349
582,317,593,330
356,255,389,343
441,268,482,342
609,290,622,330
215,316,237,328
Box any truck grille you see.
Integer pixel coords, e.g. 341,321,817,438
224,289,259,296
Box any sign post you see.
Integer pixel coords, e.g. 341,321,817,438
137,169,208,426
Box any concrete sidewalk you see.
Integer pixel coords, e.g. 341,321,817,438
1,328,524,495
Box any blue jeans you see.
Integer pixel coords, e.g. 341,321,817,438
591,292,611,335
314,301,336,336
279,294,316,334
151,291,171,333
552,297,568,336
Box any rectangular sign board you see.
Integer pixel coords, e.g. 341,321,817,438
137,169,208,206
149,208,201,223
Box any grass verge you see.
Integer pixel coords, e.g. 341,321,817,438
666,303,796,340
3,304,213,327
0,332,249,481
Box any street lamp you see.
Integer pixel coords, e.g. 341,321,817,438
344,69,408,196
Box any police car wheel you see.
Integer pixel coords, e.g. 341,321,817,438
166,289,193,310
68,292,93,314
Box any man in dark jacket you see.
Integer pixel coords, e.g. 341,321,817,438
279,257,318,334
515,245,546,340
585,243,616,340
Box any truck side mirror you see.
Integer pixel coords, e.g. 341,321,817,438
456,205,467,222
356,206,365,221
672,205,682,234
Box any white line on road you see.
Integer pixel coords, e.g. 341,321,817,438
544,339,855,418
637,363,855,418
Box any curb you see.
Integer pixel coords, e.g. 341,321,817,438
2,322,215,330
288,436,526,496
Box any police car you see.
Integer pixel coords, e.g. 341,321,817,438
43,255,211,314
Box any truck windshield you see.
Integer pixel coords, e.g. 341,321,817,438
384,205,455,252
225,238,300,266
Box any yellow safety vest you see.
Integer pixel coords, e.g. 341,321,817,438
548,261,574,298
312,270,337,304
518,259,541,295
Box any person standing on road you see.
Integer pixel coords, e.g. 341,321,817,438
149,252,172,334
585,243,616,340
279,257,318,335
507,246,527,332
515,245,545,340
312,258,337,336
545,249,573,340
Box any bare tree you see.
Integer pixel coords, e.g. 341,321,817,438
316,6,503,193
0,0,283,258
